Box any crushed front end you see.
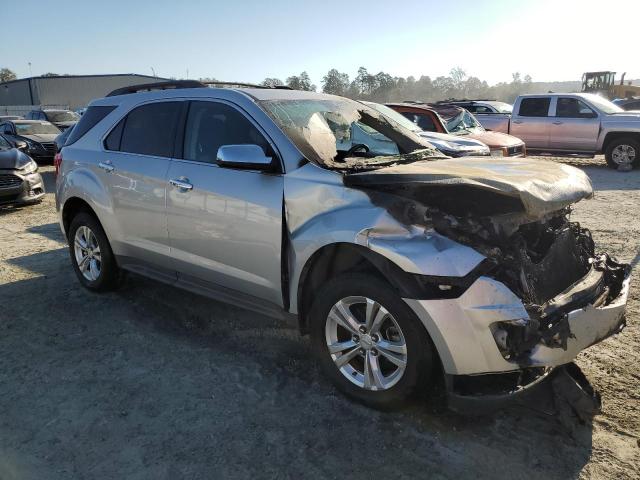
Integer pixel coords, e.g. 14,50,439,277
344,158,631,409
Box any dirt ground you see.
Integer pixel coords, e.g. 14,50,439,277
1,158,638,480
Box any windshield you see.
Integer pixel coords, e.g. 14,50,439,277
0,135,11,149
489,102,512,113
259,98,441,169
361,102,423,132
46,111,80,122
446,110,485,134
581,94,624,114
15,122,60,135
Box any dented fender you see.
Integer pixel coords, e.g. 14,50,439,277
284,163,486,314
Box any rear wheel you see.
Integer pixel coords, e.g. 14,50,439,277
605,137,640,169
68,212,120,291
310,273,434,409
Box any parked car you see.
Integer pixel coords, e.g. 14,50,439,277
0,133,45,205
387,102,526,157
474,93,640,169
56,81,630,410
24,109,80,131
0,115,23,122
55,124,75,151
436,99,513,114
612,97,640,111
362,102,490,157
0,120,60,163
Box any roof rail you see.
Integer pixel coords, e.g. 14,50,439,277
106,79,295,97
200,81,292,90
106,80,206,97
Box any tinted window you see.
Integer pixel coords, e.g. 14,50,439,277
114,102,182,157
67,105,117,146
556,98,596,118
105,119,125,151
624,101,640,111
474,106,493,114
518,98,550,117
400,112,436,132
183,101,270,163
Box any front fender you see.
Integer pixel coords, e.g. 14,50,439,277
285,163,486,313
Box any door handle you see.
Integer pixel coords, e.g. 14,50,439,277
513,120,523,124
98,161,114,173
552,121,563,125
169,178,193,191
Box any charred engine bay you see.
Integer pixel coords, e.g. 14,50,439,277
346,182,629,362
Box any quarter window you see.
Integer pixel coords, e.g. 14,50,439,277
518,98,551,117
183,101,270,164
114,102,182,157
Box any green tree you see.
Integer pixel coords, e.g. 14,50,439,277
321,69,350,96
286,71,316,91
0,68,17,82
262,77,284,87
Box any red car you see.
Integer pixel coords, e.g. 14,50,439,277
387,102,526,157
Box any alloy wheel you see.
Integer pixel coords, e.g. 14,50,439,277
73,225,102,281
325,296,408,391
612,144,636,166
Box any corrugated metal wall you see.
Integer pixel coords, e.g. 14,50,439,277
0,79,37,106
0,74,165,110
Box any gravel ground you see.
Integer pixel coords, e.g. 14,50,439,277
0,158,639,479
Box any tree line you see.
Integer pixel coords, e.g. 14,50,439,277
1,66,584,104
258,67,582,104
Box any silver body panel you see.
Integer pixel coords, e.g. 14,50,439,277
56,87,629,377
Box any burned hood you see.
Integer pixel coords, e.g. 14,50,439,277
344,157,593,218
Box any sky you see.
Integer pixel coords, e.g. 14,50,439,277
2,0,639,87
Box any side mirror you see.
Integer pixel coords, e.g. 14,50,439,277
216,144,274,170
15,140,28,152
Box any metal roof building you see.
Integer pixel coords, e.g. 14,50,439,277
0,74,167,111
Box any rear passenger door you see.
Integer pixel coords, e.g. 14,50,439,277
165,100,284,306
100,100,183,276
548,97,599,152
510,97,552,149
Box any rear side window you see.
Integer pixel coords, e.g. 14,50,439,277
66,105,116,146
518,98,550,117
116,102,182,157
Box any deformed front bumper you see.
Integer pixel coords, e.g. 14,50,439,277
405,258,630,376
0,171,45,205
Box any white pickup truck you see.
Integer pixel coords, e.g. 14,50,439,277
476,93,640,169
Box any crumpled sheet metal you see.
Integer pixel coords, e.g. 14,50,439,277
346,157,594,218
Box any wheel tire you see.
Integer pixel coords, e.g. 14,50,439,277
309,273,434,409
68,212,120,291
605,137,640,169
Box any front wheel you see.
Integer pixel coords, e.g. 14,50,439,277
309,273,434,409
605,137,640,170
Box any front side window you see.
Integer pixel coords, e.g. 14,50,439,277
556,98,596,118
519,98,551,117
183,101,270,164
116,102,182,157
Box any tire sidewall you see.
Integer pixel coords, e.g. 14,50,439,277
68,212,118,291
309,273,433,409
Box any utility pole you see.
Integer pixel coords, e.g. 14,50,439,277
151,67,156,77
28,62,33,76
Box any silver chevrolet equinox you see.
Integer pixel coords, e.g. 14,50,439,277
56,81,631,410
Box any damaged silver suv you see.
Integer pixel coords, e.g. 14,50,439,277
56,81,631,410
